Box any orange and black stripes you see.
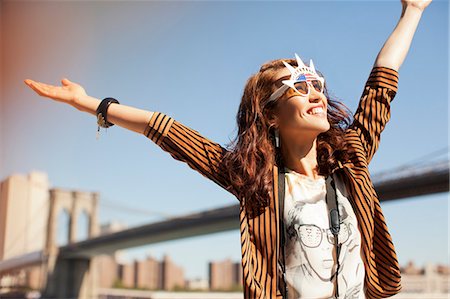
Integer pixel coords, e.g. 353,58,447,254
144,66,402,298
145,113,239,199
351,67,398,165
343,66,402,298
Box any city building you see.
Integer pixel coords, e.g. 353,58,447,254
161,254,185,290
0,172,50,291
0,171,49,260
209,258,242,291
97,254,119,289
134,256,161,290
117,261,135,288
114,254,185,291
97,221,129,288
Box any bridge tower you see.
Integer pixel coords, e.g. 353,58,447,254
46,189,100,249
43,189,100,299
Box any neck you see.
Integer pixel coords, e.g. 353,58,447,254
280,134,321,179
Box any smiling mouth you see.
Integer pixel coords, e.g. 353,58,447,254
307,107,326,117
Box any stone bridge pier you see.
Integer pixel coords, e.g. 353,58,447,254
42,189,99,299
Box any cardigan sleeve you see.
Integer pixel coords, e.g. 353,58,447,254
346,67,399,165
143,111,239,200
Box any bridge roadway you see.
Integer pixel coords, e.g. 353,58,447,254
0,163,448,273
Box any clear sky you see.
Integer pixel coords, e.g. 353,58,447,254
1,1,448,281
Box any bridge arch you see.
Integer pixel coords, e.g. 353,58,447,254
56,208,70,246
46,189,99,251
76,209,90,242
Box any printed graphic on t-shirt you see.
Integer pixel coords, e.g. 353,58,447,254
283,170,365,299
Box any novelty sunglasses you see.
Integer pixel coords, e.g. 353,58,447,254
268,74,325,103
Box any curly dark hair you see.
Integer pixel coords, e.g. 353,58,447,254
223,58,353,212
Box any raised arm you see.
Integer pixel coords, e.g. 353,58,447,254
24,78,239,200
374,0,432,71
347,0,431,164
24,78,152,134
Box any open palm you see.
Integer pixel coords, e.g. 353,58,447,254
24,78,87,106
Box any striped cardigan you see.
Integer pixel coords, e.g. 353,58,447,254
144,66,402,298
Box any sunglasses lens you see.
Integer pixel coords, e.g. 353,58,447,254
311,80,324,93
293,81,309,95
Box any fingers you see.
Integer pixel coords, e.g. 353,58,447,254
24,79,57,98
24,78,81,105
24,79,43,95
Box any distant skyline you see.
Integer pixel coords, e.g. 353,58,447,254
1,1,448,280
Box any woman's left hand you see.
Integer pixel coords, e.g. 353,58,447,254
401,0,432,12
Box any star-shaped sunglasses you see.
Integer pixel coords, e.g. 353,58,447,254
268,74,325,103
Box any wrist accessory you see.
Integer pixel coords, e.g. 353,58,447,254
96,97,120,140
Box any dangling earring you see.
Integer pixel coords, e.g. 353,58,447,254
275,129,280,148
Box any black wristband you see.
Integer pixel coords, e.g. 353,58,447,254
96,97,120,128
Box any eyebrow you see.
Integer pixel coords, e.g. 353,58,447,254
276,75,290,82
274,75,291,88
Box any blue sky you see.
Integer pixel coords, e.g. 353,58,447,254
1,1,448,280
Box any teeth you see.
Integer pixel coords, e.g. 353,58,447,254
309,107,324,115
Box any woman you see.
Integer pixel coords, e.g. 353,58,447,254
24,0,431,298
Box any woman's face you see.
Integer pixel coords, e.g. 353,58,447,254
271,68,330,139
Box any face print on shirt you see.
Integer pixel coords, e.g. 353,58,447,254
283,172,366,298
286,201,357,280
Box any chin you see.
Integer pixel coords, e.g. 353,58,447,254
317,122,331,133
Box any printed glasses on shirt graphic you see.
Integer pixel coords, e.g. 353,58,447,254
296,222,352,248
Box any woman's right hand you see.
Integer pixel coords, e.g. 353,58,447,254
24,78,87,109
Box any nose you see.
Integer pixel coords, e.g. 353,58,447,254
308,84,325,102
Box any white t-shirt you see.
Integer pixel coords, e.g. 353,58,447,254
282,167,366,299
